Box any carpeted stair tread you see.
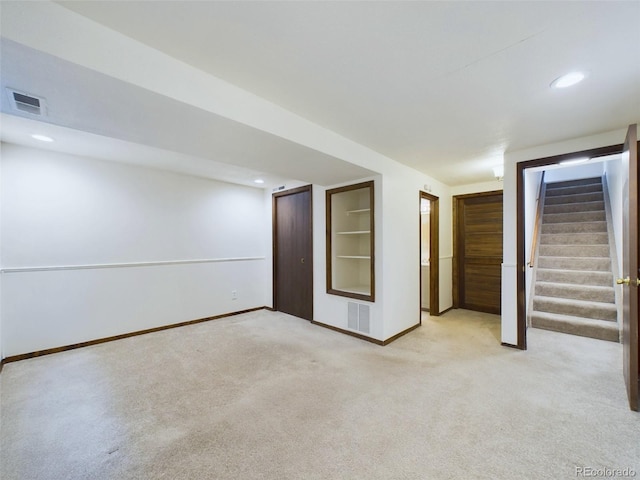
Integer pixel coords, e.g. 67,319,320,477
532,176,619,342
540,232,609,245
538,244,610,257
544,192,604,205
542,211,606,223
534,281,615,303
541,222,607,234
545,184,603,196
536,268,613,287
546,177,602,188
530,311,619,342
532,295,617,321
537,256,611,271
544,201,605,214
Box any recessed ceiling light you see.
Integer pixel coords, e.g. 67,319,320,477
550,72,585,89
254,179,265,184
31,134,54,142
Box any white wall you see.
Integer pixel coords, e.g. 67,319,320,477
0,143,454,355
604,159,625,276
1,143,269,357
543,162,605,183
312,177,384,339
502,128,628,346
381,170,454,339
3,1,460,346
450,180,503,197
310,170,453,342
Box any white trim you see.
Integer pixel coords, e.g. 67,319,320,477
0,256,266,274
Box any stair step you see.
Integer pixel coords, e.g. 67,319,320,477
539,233,609,245
546,177,602,189
538,244,611,258
536,268,613,287
544,192,604,205
535,281,615,303
537,256,611,271
544,201,604,214
542,211,606,223
532,295,617,321
545,184,603,197
533,175,617,342
541,222,607,234
530,312,619,342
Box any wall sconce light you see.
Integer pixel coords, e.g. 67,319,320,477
493,165,504,181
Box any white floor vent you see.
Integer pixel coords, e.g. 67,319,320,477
347,302,370,334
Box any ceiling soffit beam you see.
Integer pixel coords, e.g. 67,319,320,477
0,1,415,179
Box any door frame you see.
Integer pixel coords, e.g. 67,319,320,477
419,191,440,317
453,190,503,311
272,184,313,319
515,144,623,349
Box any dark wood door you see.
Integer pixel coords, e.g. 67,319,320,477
455,192,503,314
273,185,313,321
621,124,638,411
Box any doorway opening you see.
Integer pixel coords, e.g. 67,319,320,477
524,160,623,343
420,191,439,317
515,133,638,412
516,145,623,348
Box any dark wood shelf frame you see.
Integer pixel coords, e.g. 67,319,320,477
326,181,375,302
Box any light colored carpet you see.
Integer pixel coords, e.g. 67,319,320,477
1,309,639,480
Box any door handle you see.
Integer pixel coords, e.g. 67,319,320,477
301,257,305,264
616,277,640,287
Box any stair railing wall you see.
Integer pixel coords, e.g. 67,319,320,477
528,171,546,269
601,173,624,339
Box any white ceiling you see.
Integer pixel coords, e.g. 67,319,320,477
2,1,640,186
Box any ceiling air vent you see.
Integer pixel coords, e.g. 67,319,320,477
6,88,47,116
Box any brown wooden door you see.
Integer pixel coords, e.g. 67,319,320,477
273,185,313,321
455,192,503,314
621,124,639,411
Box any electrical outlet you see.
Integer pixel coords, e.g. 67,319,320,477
231,290,238,300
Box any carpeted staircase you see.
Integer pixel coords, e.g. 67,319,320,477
530,176,619,342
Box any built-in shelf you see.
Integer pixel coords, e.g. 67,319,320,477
346,208,371,215
338,285,370,295
326,181,375,302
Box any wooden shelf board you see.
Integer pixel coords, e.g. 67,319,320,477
335,285,370,295
337,255,371,259
346,208,371,215
336,231,370,235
